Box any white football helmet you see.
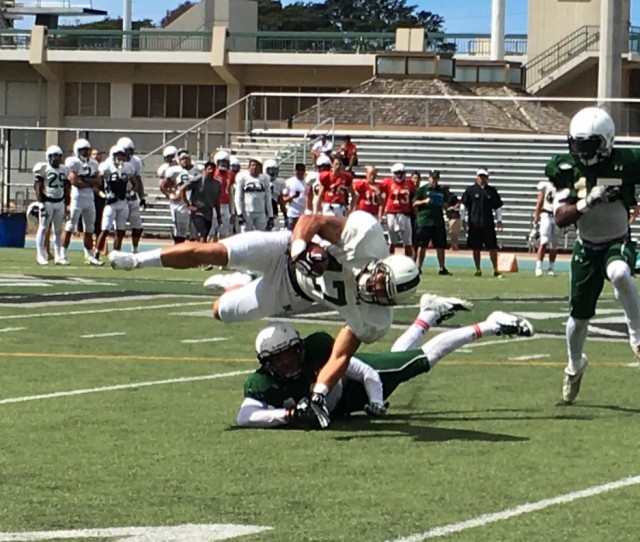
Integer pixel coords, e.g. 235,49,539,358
229,155,240,172
117,137,135,151
263,158,279,177
357,254,420,306
110,145,125,165
568,107,615,166
162,145,178,161
46,145,63,167
391,163,406,180
255,322,304,380
316,155,331,168
214,150,230,171
73,138,91,159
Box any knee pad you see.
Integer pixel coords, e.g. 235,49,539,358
606,259,631,287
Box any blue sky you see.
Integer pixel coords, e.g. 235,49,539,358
22,0,640,33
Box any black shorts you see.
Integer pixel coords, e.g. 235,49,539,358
467,225,498,250
191,214,212,240
415,225,447,249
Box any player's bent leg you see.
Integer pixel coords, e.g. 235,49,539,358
607,259,640,355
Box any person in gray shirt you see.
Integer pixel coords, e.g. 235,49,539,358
179,161,222,242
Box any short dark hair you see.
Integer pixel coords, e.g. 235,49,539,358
429,169,441,179
204,161,216,170
343,135,351,141
294,163,306,171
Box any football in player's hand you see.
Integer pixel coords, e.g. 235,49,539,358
300,243,329,277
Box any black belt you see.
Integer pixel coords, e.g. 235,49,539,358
42,195,64,203
541,209,553,215
579,235,628,250
286,258,314,302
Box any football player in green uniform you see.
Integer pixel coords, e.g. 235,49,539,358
546,106,640,405
237,294,534,428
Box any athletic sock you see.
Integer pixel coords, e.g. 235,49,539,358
391,310,440,352
566,317,588,375
134,248,163,268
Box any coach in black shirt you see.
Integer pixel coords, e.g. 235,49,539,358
461,168,503,277
180,161,222,242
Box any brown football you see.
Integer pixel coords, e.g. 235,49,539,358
306,242,329,275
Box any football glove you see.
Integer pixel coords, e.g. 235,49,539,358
310,392,331,429
364,401,389,417
294,249,327,278
286,397,317,424
266,217,275,231
237,214,246,226
139,198,147,211
585,185,621,208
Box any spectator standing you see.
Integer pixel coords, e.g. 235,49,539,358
445,186,462,251
91,148,106,242
282,163,308,231
379,163,416,257
461,168,504,278
533,178,560,276
409,171,422,258
311,133,333,165
314,156,357,217
352,165,382,220
413,170,451,275
337,135,358,171
234,157,273,232
180,161,222,242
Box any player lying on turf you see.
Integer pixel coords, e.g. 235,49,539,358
237,294,534,428
109,211,420,428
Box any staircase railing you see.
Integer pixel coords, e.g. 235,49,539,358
525,25,599,89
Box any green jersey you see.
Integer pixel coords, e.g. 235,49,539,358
243,332,334,407
415,184,447,227
544,148,640,208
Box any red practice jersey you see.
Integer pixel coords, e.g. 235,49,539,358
353,179,380,216
379,177,415,214
319,170,353,205
216,170,235,205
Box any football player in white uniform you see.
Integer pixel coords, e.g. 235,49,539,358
161,150,203,242
95,145,136,260
234,157,273,232
60,138,102,265
118,137,145,253
264,158,287,230
33,145,69,265
110,211,421,426
157,145,178,181
305,154,331,214
533,179,560,276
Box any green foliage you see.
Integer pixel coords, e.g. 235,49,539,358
59,17,155,30
258,0,444,33
160,1,195,28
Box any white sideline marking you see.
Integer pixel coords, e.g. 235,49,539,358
508,354,550,361
80,332,126,339
0,327,26,333
387,475,640,541
0,301,209,321
0,523,271,541
0,370,252,405
181,337,228,344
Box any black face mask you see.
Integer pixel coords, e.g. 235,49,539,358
568,135,605,163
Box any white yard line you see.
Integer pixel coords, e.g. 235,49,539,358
388,475,640,542
0,302,209,321
508,354,550,361
0,327,26,333
0,370,252,406
181,337,228,344
80,332,127,339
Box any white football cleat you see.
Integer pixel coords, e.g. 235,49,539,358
560,356,588,406
36,255,49,266
203,272,256,293
419,294,473,323
55,257,70,266
109,250,138,271
486,311,534,337
535,268,543,277
86,256,104,266
547,270,556,276
631,342,640,359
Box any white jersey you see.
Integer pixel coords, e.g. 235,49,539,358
283,176,307,218
33,162,68,201
164,164,204,211
99,160,136,202
235,172,272,216
270,176,286,202
536,180,556,214
294,211,392,343
65,156,99,202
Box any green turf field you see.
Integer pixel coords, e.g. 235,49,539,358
1,247,639,542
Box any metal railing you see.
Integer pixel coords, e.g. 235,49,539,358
525,25,600,89
427,32,527,55
227,31,395,53
46,29,212,52
9,0,94,6
0,28,31,49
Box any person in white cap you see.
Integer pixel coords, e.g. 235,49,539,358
234,157,273,232
310,133,333,165
460,168,504,277
379,162,417,257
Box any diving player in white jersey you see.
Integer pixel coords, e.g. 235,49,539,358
95,145,136,260
33,145,69,265
161,150,203,243
109,211,422,426
60,138,102,265
117,137,145,253
234,157,273,232
533,179,560,276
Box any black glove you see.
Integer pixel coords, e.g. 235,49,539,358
294,250,326,278
266,217,275,231
237,214,246,226
310,392,331,429
139,198,147,211
286,397,317,424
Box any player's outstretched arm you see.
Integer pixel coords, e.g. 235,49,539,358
290,214,345,257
